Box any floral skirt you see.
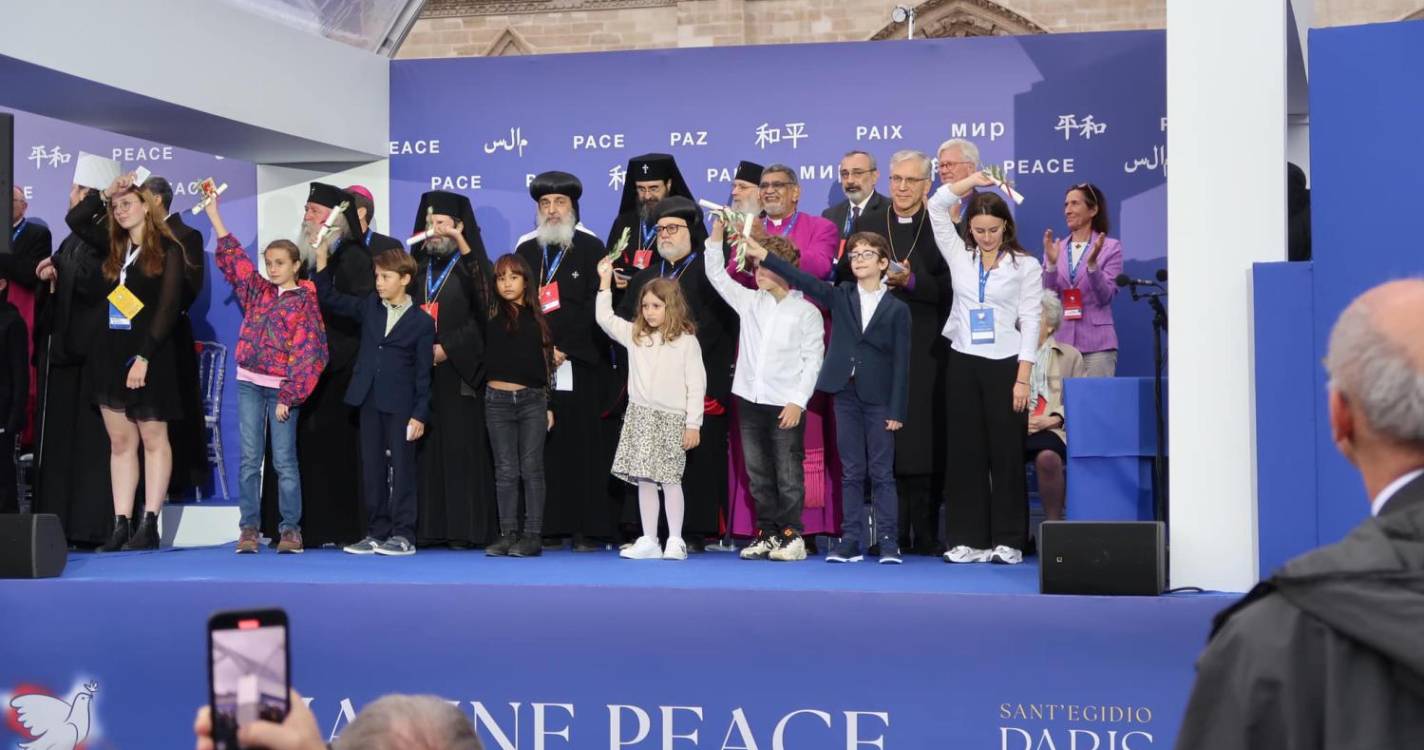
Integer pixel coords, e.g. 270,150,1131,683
611,402,687,485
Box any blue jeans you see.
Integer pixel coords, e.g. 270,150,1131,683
834,389,898,547
484,387,547,535
238,380,301,532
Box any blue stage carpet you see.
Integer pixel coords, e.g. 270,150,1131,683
58,545,1048,594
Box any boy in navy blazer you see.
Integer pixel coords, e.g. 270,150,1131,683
314,246,435,557
750,231,912,563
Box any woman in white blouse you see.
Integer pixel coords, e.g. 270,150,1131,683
929,173,1043,565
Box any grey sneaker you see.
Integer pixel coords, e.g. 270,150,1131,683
374,536,416,556
878,542,903,565
343,536,382,555
826,540,863,563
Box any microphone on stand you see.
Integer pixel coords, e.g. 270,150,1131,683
1115,273,1159,288
1155,269,1168,283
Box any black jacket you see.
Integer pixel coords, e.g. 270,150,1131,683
822,191,888,241
315,271,435,423
1176,473,1424,749
0,301,28,436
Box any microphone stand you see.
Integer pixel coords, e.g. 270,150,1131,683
1125,282,1169,542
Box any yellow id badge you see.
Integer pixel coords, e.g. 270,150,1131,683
107,285,145,320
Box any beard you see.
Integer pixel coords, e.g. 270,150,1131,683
731,194,761,215
656,237,690,262
424,235,457,257
843,184,866,202
535,213,576,248
637,198,660,223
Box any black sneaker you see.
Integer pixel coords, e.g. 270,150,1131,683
826,540,863,563
511,533,543,557
486,531,518,557
122,512,159,551
572,535,604,553
98,516,131,553
686,536,706,553
541,536,564,551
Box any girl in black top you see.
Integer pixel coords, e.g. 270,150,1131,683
66,173,188,551
483,254,555,557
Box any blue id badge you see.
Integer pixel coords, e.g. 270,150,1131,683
108,302,132,330
970,307,996,345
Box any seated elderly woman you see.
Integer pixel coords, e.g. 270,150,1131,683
1025,290,1088,521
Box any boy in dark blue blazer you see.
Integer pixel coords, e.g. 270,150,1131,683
314,246,435,556
750,231,912,563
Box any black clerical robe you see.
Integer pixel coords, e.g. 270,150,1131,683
411,251,497,546
605,211,661,279
616,251,738,538
164,212,209,495
366,230,404,255
516,228,618,539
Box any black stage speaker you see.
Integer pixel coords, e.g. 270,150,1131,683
0,514,68,578
1039,521,1164,596
1,112,13,255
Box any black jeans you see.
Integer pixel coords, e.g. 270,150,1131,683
485,387,547,535
737,396,805,535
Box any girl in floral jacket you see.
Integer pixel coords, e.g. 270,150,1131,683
206,196,328,554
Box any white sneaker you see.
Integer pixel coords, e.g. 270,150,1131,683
740,535,777,560
943,545,990,564
620,536,663,560
769,535,807,561
662,537,688,560
988,545,1024,565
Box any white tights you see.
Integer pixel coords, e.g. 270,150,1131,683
636,479,685,540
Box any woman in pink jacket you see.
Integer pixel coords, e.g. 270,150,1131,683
1041,183,1124,376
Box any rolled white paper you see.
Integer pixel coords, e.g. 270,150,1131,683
698,199,727,212
406,231,429,246
74,151,122,191
188,182,229,214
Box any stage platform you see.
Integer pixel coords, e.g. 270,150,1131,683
1,547,1234,749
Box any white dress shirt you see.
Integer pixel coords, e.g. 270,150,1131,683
1371,468,1424,516
928,184,1043,362
858,282,887,332
703,240,825,408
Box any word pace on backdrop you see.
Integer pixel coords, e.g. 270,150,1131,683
4,105,257,492
389,30,1166,375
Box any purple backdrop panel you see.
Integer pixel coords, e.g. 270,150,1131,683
389,31,1166,375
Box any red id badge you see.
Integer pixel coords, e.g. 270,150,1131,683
632,249,653,269
421,301,439,331
1062,288,1084,320
836,238,847,260
539,282,561,313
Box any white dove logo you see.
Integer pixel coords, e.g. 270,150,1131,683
8,682,96,750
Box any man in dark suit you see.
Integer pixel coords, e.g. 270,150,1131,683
822,150,887,258
746,230,911,563
1176,279,1424,749
142,176,208,496
347,185,405,254
313,246,435,558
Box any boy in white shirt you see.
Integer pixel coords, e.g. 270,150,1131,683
705,218,825,561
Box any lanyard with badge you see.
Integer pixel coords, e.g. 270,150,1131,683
10,219,26,244
660,252,699,281
422,256,458,330
969,253,996,345
107,244,145,331
1063,235,1090,321
633,222,656,270
539,244,568,314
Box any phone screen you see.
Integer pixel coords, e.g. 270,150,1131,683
208,609,290,750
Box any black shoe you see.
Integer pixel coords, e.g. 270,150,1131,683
804,536,819,556
541,536,564,551
97,516,131,553
572,535,604,553
685,536,706,553
867,542,881,557
122,512,159,551
511,533,544,557
486,531,518,557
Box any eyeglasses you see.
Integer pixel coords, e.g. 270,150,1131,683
838,169,876,179
759,181,793,192
847,250,882,261
889,176,929,186
655,223,688,236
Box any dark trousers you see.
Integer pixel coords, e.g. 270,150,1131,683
833,389,898,547
359,401,418,541
484,386,547,535
0,435,16,513
944,348,1028,550
896,473,942,552
737,396,805,534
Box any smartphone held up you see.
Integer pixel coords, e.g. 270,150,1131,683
207,608,291,750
